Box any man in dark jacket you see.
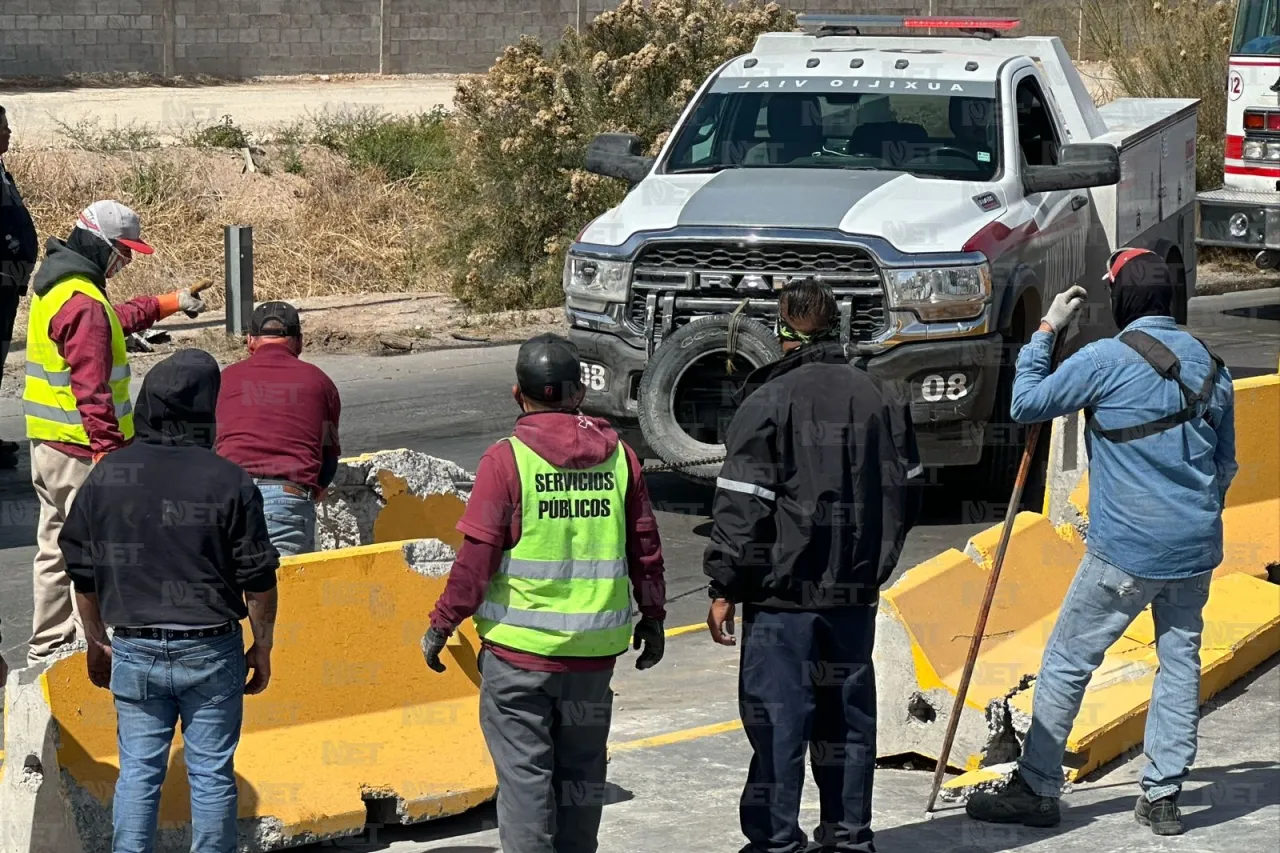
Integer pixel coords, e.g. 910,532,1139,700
704,279,922,853
24,200,209,665
0,105,38,468
59,349,279,853
421,333,667,853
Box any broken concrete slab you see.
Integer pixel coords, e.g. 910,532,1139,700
1,541,495,852
317,449,473,551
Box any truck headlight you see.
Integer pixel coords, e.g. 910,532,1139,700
1244,140,1266,160
888,265,991,322
563,255,631,305
1266,142,1280,161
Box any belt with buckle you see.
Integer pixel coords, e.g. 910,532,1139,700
113,622,238,641
255,478,312,499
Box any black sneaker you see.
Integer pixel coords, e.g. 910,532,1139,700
965,770,1061,828
1135,794,1184,836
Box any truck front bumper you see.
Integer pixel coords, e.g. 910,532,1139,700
1198,187,1280,249
863,334,1002,467
571,327,1003,468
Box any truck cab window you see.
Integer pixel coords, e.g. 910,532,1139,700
1015,78,1061,168
662,88,1000,181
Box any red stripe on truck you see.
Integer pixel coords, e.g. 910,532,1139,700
1226,135,1244,159
962,219,1039,261
1225,163,1280,178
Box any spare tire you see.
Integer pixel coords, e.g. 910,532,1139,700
638,314,783,482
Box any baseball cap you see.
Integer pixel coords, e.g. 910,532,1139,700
1103,247,1156,283
249,301,302,337
75,200,153,254
516,333,582,403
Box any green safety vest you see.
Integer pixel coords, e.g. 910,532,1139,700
474,435,634,657
24,275,134,445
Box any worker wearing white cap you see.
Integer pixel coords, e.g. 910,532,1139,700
23,200,210,665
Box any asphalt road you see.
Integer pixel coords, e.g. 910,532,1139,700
1,289,1277,666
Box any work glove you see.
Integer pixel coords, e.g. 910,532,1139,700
632,617,665,671
1041,285,1088,333
177,288,207,319
421,626,449,673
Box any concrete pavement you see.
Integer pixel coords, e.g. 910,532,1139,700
314,644,1279,853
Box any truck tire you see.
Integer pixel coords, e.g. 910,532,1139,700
637,314,782,482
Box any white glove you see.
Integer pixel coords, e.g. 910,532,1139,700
177,289,207,318
1042,285,1088,333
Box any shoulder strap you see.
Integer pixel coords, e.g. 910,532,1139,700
1089,330,1221,444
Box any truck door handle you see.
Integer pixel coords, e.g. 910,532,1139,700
1070,195,1089,211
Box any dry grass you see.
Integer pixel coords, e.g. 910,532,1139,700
5,144,439,305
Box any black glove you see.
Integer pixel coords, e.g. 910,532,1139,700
421,626,449,673
632,617,665,671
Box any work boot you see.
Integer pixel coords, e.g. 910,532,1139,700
1135,793,1184,836
965,770,1061,828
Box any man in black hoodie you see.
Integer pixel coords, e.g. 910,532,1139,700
59,349,279,853
704,279,923,853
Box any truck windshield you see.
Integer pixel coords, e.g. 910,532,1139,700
663,89,1000,181
1233,0,1280,55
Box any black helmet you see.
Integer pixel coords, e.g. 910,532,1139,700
516,333,583,404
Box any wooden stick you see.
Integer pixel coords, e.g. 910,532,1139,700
923,333,1067,814
923,419,1045,814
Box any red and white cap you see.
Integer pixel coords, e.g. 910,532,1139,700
1103,247,1155,282
75,200,154,255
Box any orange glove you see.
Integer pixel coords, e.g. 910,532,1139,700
158,279,212,320
92,452,107,465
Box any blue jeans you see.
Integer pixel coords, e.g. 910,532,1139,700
1019,552,1213,802
110,631,246,853
256,481,316,557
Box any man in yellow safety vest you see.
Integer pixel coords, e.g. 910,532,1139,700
421,333,668,853
23,200,209,665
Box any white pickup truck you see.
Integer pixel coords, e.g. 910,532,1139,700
565,15,1199,491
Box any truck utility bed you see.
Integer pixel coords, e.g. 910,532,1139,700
1093,98,1200,248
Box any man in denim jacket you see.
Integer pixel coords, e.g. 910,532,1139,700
967,250,1237,836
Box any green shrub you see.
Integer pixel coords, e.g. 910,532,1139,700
54,117,159,152
191,114,252,149
308,106,452,183
1082,0,1234,191
432,0,795,311
119,158,187,208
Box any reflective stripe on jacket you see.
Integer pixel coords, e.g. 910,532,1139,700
24,275,133,445
474,435,633,657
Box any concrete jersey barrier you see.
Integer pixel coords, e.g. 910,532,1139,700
874,365,1280,789
0,539,496,853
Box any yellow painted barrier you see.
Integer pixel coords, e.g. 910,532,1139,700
881,367,1280,784
4,541,495,850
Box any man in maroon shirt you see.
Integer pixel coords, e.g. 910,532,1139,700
421,334,666,853
24,200,209,665
215,301,341,557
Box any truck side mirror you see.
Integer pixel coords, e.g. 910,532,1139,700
1023,143,1120,195
585,133,656,185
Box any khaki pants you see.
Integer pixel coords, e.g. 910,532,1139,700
28,441,92,665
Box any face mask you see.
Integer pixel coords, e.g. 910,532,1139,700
104,243,132,279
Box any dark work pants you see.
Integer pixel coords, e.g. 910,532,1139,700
478,650,615,853
739,605,878,853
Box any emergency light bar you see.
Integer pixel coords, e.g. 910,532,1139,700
797,14,1020,39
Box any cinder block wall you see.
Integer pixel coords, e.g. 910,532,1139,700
0,0,1081,79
